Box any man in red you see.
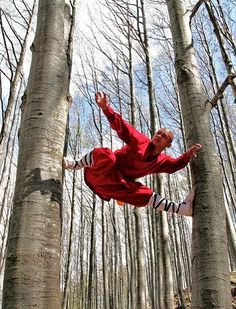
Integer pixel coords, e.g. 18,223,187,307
63,92,202,216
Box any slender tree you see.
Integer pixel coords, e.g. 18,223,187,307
0,0,37,147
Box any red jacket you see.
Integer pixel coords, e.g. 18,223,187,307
84,105,190,206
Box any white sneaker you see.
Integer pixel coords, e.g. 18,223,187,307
63,155,77,170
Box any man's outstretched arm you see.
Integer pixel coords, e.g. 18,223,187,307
159,143,202,174
95,92,149,146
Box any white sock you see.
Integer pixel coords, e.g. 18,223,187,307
74,152,94,170
147,190,194,217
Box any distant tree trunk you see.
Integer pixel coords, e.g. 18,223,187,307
211,118,236,271
134,208,146,309
166,0,232,307
159,185,174,309
172,215,186,308
101,201,110,309
138,1,176,305
0,4,37,278
125,206,136,309
118,232,125,308
225,199,236,271
124,206,131,308
156,217,164,309
0,110,19,254
179,217,192,292
2,1,72,308
204,0,236,98
108,222,113,307
168,176,189,306
79,173,86,309
62,171,76,309
0,0,36,149
112,201,123,309
87,195,96,309
199,25,236,190
151,192,161,309
127,16,146,308
146,205,156,309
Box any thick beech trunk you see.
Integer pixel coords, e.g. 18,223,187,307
166,0,231,307
2,1,71,308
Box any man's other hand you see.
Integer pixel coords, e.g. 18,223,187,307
95,92,109,110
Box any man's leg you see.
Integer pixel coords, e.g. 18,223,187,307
146,190,195,217
63,151,94,170
113,181,194,217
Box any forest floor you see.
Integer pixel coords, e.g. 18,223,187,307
231,271,236,308
174,291,191,308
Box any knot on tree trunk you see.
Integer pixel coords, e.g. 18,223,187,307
175,58,195,82
66,94,73,107
177,65,192,82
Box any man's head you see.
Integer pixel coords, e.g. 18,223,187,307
151,128,174,152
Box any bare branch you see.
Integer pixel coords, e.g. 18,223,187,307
207,73,236,107
190,0,205,21
12,0,30,26
0,71,4,122
0,11,14,81
2,10,24,47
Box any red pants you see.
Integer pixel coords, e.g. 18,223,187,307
84,148,153,207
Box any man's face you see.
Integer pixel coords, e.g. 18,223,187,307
151,128,174,150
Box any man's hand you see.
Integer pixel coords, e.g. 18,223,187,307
187,143,202,159
95,92,109,110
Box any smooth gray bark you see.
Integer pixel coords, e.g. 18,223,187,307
2,1,71,308
166,0,232,307
159,185,174,309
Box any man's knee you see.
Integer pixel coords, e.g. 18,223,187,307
92,147,116,168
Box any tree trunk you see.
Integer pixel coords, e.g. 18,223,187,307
160,213,174,308
128,17,146,307
157,217,164,309
159,185,174,309
146,205,156,309
134,208,146,309
79,173,86,309
87,195,96,309
125,206,136,309
2,1,71,308
200,24,236,190
166,0,232,307
62,171,76,309
102,201,110,309
225,198,236,271
204,0,236,99
180,217,192,292
172,214,186,308
0,1,36,149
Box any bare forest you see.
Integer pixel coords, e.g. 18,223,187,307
0,0,235,308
